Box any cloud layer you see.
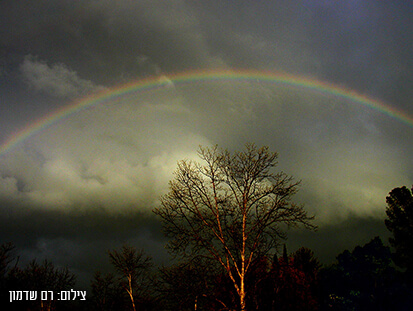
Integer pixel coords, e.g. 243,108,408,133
1,80,410,221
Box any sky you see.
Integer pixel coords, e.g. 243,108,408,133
0,0,412,288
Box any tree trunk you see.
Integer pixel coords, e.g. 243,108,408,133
240,273,246,311
127,274,136,311
129,292,136,311
240,197,247,311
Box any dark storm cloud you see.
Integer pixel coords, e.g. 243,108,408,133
0,199,390,287
0,0,223,85
1,0,411,110
0,0,228,139
287,214,391,264
192,0,412,113
0,204,167,288
302,1,413,114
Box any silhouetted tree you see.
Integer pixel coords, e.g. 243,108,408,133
108,244,154,311
293,247,321,284
159,257,226,310
10,259,76,311
242,247,320,311
0,243,18,308
0,243,17,278
90,271,124,311
292,247,321,307
154,144,315,311
319,237,399,311
385,185,413,274
267,246,319,311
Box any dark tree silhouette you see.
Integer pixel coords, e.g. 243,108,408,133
319,237,399,311
0,243,17,279
108,244,153,311
10,259,76,311
292,247,321,283
90,271,124,311
154,144,316,311
232,247,321,311
159,257,226,310
0,243,18,307
385,185,413,274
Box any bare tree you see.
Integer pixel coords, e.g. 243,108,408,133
0,242,17,280
0,243,18,306
15,259,76,311
154,144,316,311
90,271,124,311
108,245,153,311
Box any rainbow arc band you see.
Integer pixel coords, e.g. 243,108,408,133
1,69,412,156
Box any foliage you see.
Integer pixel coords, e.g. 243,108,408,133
293,247,321,285
246,249,319,311
154,144,315,310
3,165,413,310
385,185,413,274
319,237,400,311
205,248,320,311
162,249,321,311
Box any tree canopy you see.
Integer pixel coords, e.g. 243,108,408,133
385,185,413,274
154,144,316,310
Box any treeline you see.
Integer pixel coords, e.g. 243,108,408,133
1,145,412,310
1,233,412,310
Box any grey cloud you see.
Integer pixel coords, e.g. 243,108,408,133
20,55,105,97
0,88,211,212
1,80,410,219
192,0,412,115
1,0,411,112
304,1,412,112
0,0,225,86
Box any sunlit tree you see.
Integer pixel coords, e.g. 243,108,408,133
154,144,316,311
108,244,153,311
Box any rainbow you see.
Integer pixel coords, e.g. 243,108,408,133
1,69,412,156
